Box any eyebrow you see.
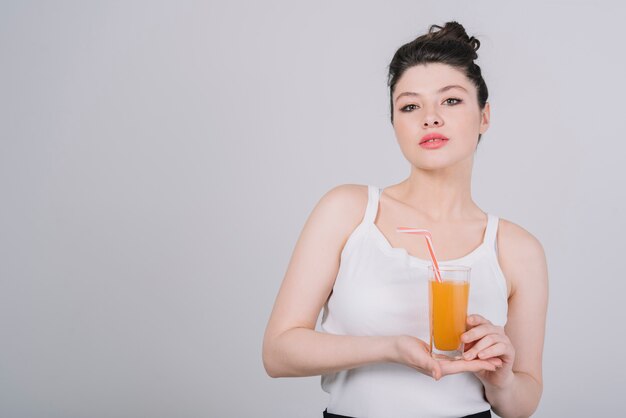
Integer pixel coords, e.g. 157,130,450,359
394,85,469,103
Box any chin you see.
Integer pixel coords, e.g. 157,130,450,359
412,154,474,171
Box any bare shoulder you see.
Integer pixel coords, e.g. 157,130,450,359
497,219,548,296
311,184,369,238
497,219,546,260
318,184,368,214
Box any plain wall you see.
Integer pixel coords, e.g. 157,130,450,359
1,1,625,417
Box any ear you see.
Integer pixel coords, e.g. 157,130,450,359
479,102,490,134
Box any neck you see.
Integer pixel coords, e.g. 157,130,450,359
395,156,480,222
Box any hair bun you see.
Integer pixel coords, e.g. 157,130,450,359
428,21,480,54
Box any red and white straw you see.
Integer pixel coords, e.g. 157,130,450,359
396,227,442,282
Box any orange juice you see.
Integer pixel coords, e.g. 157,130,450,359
429,280,470,352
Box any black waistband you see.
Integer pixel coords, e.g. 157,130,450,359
323,408,491,418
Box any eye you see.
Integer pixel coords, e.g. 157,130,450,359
400,104,419,112
444,98,462,105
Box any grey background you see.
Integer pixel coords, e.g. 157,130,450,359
1,1,625,417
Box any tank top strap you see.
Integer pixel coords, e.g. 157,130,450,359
362,185,382,225
483,213,500,251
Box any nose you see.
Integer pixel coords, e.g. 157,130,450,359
422,108,443,128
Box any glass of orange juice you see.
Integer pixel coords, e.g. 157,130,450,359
428,265,471,359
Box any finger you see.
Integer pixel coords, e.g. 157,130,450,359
462,334,507,360
486,357,503,368
440,359,496,376
467,314,489,326
425,351,443,380
419,354,442,380
408,338,442,380
430,359,442,381
476,342,510,361
463,334,505,360
463,339,476,352
462,323,504,345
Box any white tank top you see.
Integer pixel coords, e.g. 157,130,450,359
320,185,508,418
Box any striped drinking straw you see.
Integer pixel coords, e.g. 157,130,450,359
396,227,442,283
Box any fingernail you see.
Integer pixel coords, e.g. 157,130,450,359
463,352,472,360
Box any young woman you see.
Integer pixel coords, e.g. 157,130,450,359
263,22,548,418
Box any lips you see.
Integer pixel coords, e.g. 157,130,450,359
419,133,450,144
418,133,450,150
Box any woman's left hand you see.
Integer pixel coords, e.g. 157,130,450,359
461,314,515,389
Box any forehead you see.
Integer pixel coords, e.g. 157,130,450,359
393,63,474,98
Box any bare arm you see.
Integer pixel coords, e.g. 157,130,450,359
262,185,440,378
462,220,548,417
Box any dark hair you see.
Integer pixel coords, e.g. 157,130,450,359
387,21,489,141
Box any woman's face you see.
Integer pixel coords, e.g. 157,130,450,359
392,63,490,171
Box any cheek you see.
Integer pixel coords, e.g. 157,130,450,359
458,108,482,129
393,118,415,141
452,112,481,136
393,123,417,158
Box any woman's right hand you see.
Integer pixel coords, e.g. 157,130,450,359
394,335,443,379
394,335,501,380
